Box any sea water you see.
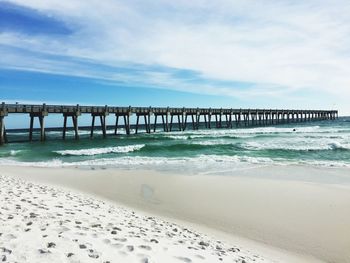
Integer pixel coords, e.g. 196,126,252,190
1,117,350,173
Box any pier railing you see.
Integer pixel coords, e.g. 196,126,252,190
0,103,338,144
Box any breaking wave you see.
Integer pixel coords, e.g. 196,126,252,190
54,144,145,156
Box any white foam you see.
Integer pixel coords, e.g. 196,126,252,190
0,155,287,168
10,150,22,156
167,135,189,140
242,139,350,151
1,154,349,169
162,126,349,141
328,141,350,150
54,144,145,156
194,140,230,146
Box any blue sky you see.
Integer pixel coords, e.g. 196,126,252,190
0,0,349,123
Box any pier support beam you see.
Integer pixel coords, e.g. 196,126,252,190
146,108,152,133
91,112,109,138
169,115,173,131
124,114,131,134
0,116,5,145
29,109,48,142
208,113,212,129
243,113,248,126
236,112,242,127
196,113,201,130
225,113,232,128
192,114,196,130
0,104,8,145
163,108,170,132
219,112,223,128
135,113,151,134
264,111,269,125
169,114,182,132
182,113,187,131
180,109,186,131
203,114,208,128
135,115,140,134
160,114,169,132
258,113,262,126
115,113,131,135
154,115,159,132
63,111,80,140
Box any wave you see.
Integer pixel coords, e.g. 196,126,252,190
1,154,349,169
10,150,22,156
161,126,350,141
168,138,350,151
166,134,255,140
184,126,322,135
0,155,274,167
328,142,350,150
242,139,350,151
54,144,145,156
0,150,22,157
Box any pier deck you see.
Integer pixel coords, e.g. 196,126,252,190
0,103,338,144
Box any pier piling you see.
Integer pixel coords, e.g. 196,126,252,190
29,110,48,142
90,112,109,138
0,103,7,145
63,113,80,140
0,116,4,145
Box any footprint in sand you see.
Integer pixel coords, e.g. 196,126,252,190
47,242,56,248
126,245,134,252
88,249,100,259
139,245,152,251
79,244,87,249
175,257,192,262
114,237,127,242
140,257,150,263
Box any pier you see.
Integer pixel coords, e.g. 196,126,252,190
0,103,338,145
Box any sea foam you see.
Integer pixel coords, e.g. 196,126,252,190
54,144,145,156
1,154,349,169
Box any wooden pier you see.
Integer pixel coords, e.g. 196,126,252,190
0,103,338,145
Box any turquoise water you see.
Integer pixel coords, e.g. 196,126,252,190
1,118,350,172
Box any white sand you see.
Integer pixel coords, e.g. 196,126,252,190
1,165,350,262
0,174,269,263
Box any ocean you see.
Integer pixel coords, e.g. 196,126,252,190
1,117,350,173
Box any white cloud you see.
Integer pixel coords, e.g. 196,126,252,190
1,0,350,113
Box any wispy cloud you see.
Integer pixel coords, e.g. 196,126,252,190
1,0,350,112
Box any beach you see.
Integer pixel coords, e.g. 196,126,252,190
1,119,350,262
1,165,349,262
1,167,280,263
1,172,271,263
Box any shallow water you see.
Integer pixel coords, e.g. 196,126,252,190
1,117,350,173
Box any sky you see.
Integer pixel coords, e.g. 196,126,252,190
1,0,349,123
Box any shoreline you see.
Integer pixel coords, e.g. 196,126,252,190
2,165,349,262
